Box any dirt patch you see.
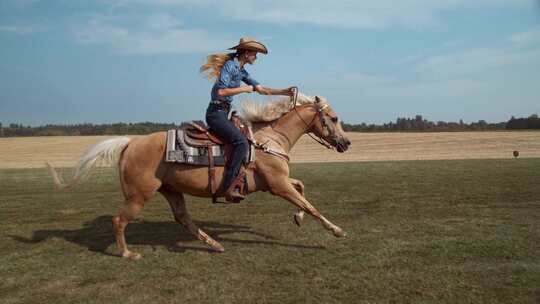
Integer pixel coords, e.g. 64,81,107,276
0,131,539,168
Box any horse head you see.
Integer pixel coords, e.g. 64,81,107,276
304,96,351,153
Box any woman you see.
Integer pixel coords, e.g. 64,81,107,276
200,37,294,202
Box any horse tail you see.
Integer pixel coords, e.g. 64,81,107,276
46,137,131,190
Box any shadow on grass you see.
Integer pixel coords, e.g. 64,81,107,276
8,215,325,256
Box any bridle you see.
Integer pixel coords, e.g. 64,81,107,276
290,87,335,150
256,87,336,162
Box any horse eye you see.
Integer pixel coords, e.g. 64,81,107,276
331,117,338,123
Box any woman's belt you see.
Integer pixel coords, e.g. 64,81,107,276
209,100,231,110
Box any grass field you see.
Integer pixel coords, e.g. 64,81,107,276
1,159,539,303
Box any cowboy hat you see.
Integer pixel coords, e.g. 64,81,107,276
228,37,268,54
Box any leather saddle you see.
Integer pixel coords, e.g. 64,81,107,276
184,123,225,146
182,112,252,204
183,113,250,147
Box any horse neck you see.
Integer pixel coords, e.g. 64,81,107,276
270,105,315,152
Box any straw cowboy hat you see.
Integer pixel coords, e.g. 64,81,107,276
228,37,268,54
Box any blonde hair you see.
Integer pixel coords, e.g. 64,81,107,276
200,52,236,80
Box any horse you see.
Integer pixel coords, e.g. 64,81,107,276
46,93,351,260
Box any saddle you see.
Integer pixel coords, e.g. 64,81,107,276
167,112,253,204
183,122,225,146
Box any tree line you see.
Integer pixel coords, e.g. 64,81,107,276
0,121,199,137
0,115,539,137
342,114,540,132
341,115,507,132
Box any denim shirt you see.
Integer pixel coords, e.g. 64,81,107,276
210,57,260,104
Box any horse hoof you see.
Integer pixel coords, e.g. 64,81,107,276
333,228,346,238
212,246,225,253
123,251,142,260
293,214,303,226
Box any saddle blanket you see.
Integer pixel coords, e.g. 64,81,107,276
165,129,255,166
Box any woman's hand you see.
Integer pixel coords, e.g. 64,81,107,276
257,86,272,95
244,85,254,93
283,86,295,97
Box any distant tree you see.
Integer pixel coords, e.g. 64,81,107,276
506,114,540,130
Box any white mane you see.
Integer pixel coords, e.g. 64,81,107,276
239,93,328,123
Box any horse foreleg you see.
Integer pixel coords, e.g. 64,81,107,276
272,180,345,238
112,198,144,260
161,190,225,252
289,178,306,226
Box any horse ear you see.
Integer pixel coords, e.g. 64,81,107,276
315,96,321,103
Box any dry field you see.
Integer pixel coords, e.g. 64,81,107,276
0,131,539,168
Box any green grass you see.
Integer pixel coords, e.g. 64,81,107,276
1,159,539,304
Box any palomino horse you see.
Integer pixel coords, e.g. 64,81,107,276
47,93,351,260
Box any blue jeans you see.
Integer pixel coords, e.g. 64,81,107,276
205,103,248,190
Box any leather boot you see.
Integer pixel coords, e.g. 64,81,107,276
224,168,246,202
225,186,245,202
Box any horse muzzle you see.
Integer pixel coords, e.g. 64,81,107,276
332,136,351,153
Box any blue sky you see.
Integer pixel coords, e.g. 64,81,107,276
1,0,539,126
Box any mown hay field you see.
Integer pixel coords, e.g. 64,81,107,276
1,159,539,303
1,131,540,168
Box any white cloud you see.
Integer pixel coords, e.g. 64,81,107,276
74,20,128,44
0,25,44,35
413,30,540,78
342,73,396,86
415,48,540,77
72,14,230,54
509,27,540,45
1,0,39,9
107,0,533,29
312,26,540,122
309,32,540,100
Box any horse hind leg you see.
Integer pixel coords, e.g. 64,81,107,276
160,189,225,252
112,196,145,260
290,178,306,226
